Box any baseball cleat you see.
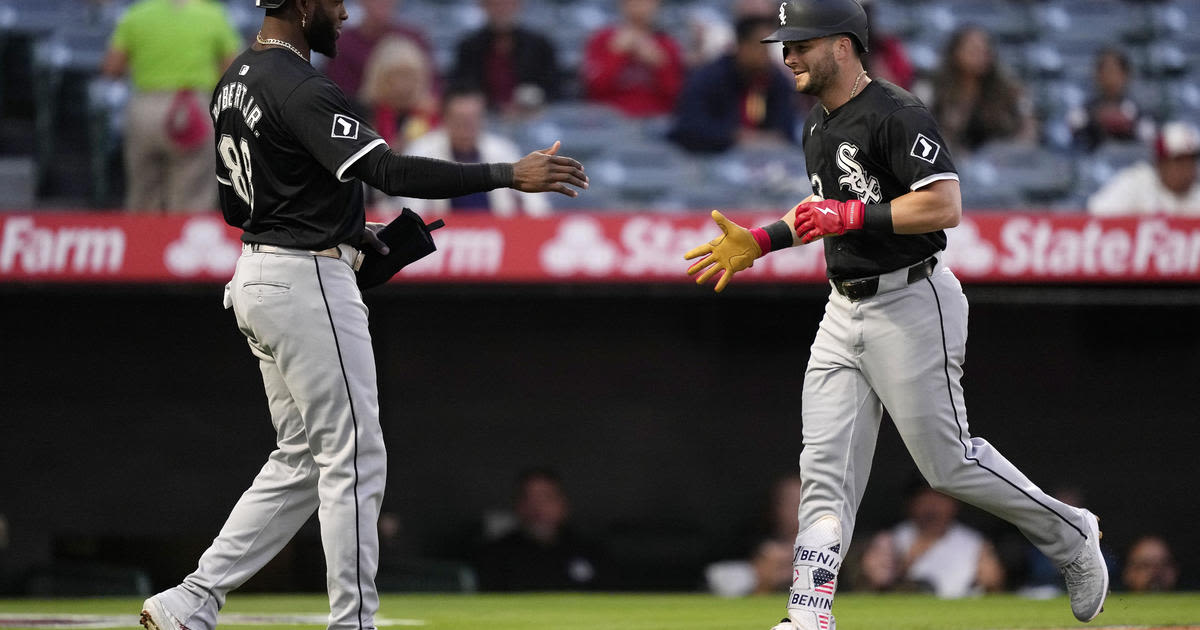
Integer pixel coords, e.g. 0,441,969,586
770,614,836,630
139,596,190,630
1060,510,1108,622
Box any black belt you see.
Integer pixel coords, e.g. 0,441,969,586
832,256,938,302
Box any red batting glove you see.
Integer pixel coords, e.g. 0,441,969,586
792,199,865,245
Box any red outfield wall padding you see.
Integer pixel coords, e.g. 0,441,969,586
2,211,1199,284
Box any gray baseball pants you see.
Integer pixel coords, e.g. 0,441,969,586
798,261,1090,567
157,244,384,630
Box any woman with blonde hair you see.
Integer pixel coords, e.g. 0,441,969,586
359,35,439,150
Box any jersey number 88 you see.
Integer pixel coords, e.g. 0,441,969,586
219,134,254,213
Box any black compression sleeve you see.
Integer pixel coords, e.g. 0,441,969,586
347,144,514,199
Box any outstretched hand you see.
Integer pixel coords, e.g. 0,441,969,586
512,140,589,197
684,210,762,293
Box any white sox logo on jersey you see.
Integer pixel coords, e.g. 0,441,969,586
331,114,359,140
835,142,882,204
910,133,941,164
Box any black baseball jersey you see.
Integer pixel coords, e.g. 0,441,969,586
211,47,385,250
802,79,958,279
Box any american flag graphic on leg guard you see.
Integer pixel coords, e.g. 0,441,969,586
813,568,836,596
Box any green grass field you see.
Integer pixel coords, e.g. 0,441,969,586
1,592,1198,630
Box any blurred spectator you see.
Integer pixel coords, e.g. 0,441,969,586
680,7,734,69
449,0,560,118
475,468,605,591
861,0,914,90
359,36,440,152
581,0,685,118
857,478,1005,598
102,0,241,212
705,474,803,597
322,0,435,108
1122,535,1178,592
668,16,797,154
391,89,550,216
1069,47,1154,152
929,25,1036,155
1088,121,1200,215
733,0,776,17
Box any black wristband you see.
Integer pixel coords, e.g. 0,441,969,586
864,203,894,232
764,220,794,251
489,162,514,189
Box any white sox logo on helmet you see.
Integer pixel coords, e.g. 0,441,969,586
780,2,787,25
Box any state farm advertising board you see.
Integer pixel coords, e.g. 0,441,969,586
2,211,1200,284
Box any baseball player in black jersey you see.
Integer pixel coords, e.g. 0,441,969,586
138,1,586,630
685,2,1108,629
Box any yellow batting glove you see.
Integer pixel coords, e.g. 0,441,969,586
684,210,763,293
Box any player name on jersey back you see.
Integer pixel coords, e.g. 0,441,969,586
212,79,262,132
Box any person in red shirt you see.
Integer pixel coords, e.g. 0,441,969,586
582,0,684,118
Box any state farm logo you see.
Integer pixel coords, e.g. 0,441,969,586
539,216,827,279
0,216,124,274
943,216,1200,279
942,218,996,276
165,218,241,276
995,217,1200,277
540,218,619,276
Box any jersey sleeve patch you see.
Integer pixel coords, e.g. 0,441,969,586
910,133,941,164
331,114,360,140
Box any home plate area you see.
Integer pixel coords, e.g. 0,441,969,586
0,613,427,627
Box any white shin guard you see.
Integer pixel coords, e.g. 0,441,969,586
785,515,842,630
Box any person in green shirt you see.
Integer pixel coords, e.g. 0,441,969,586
103,0,242,212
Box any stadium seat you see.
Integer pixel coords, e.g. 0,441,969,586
868,0,921,40
31,24,111,196
700,145,811,209
0,0,89,36
957,157,1026,210
1140,42,1190,78
86,77,129,207
1034,0,1146,52
512,102,641,163
972,141,1077,205
910,0,1037,49
1079,140,1152,188
585,140,699,211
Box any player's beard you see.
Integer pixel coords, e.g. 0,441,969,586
797,49,838,97
306,7,338,58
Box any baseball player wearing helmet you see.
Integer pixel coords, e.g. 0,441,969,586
684,2,1108,628
137,2,587,630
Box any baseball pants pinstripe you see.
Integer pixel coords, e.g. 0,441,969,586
157,246,384,630
798,262,1090,567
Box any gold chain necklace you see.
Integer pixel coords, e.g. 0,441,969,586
256,33,307,61
823,70,869,115
849,70,868,99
